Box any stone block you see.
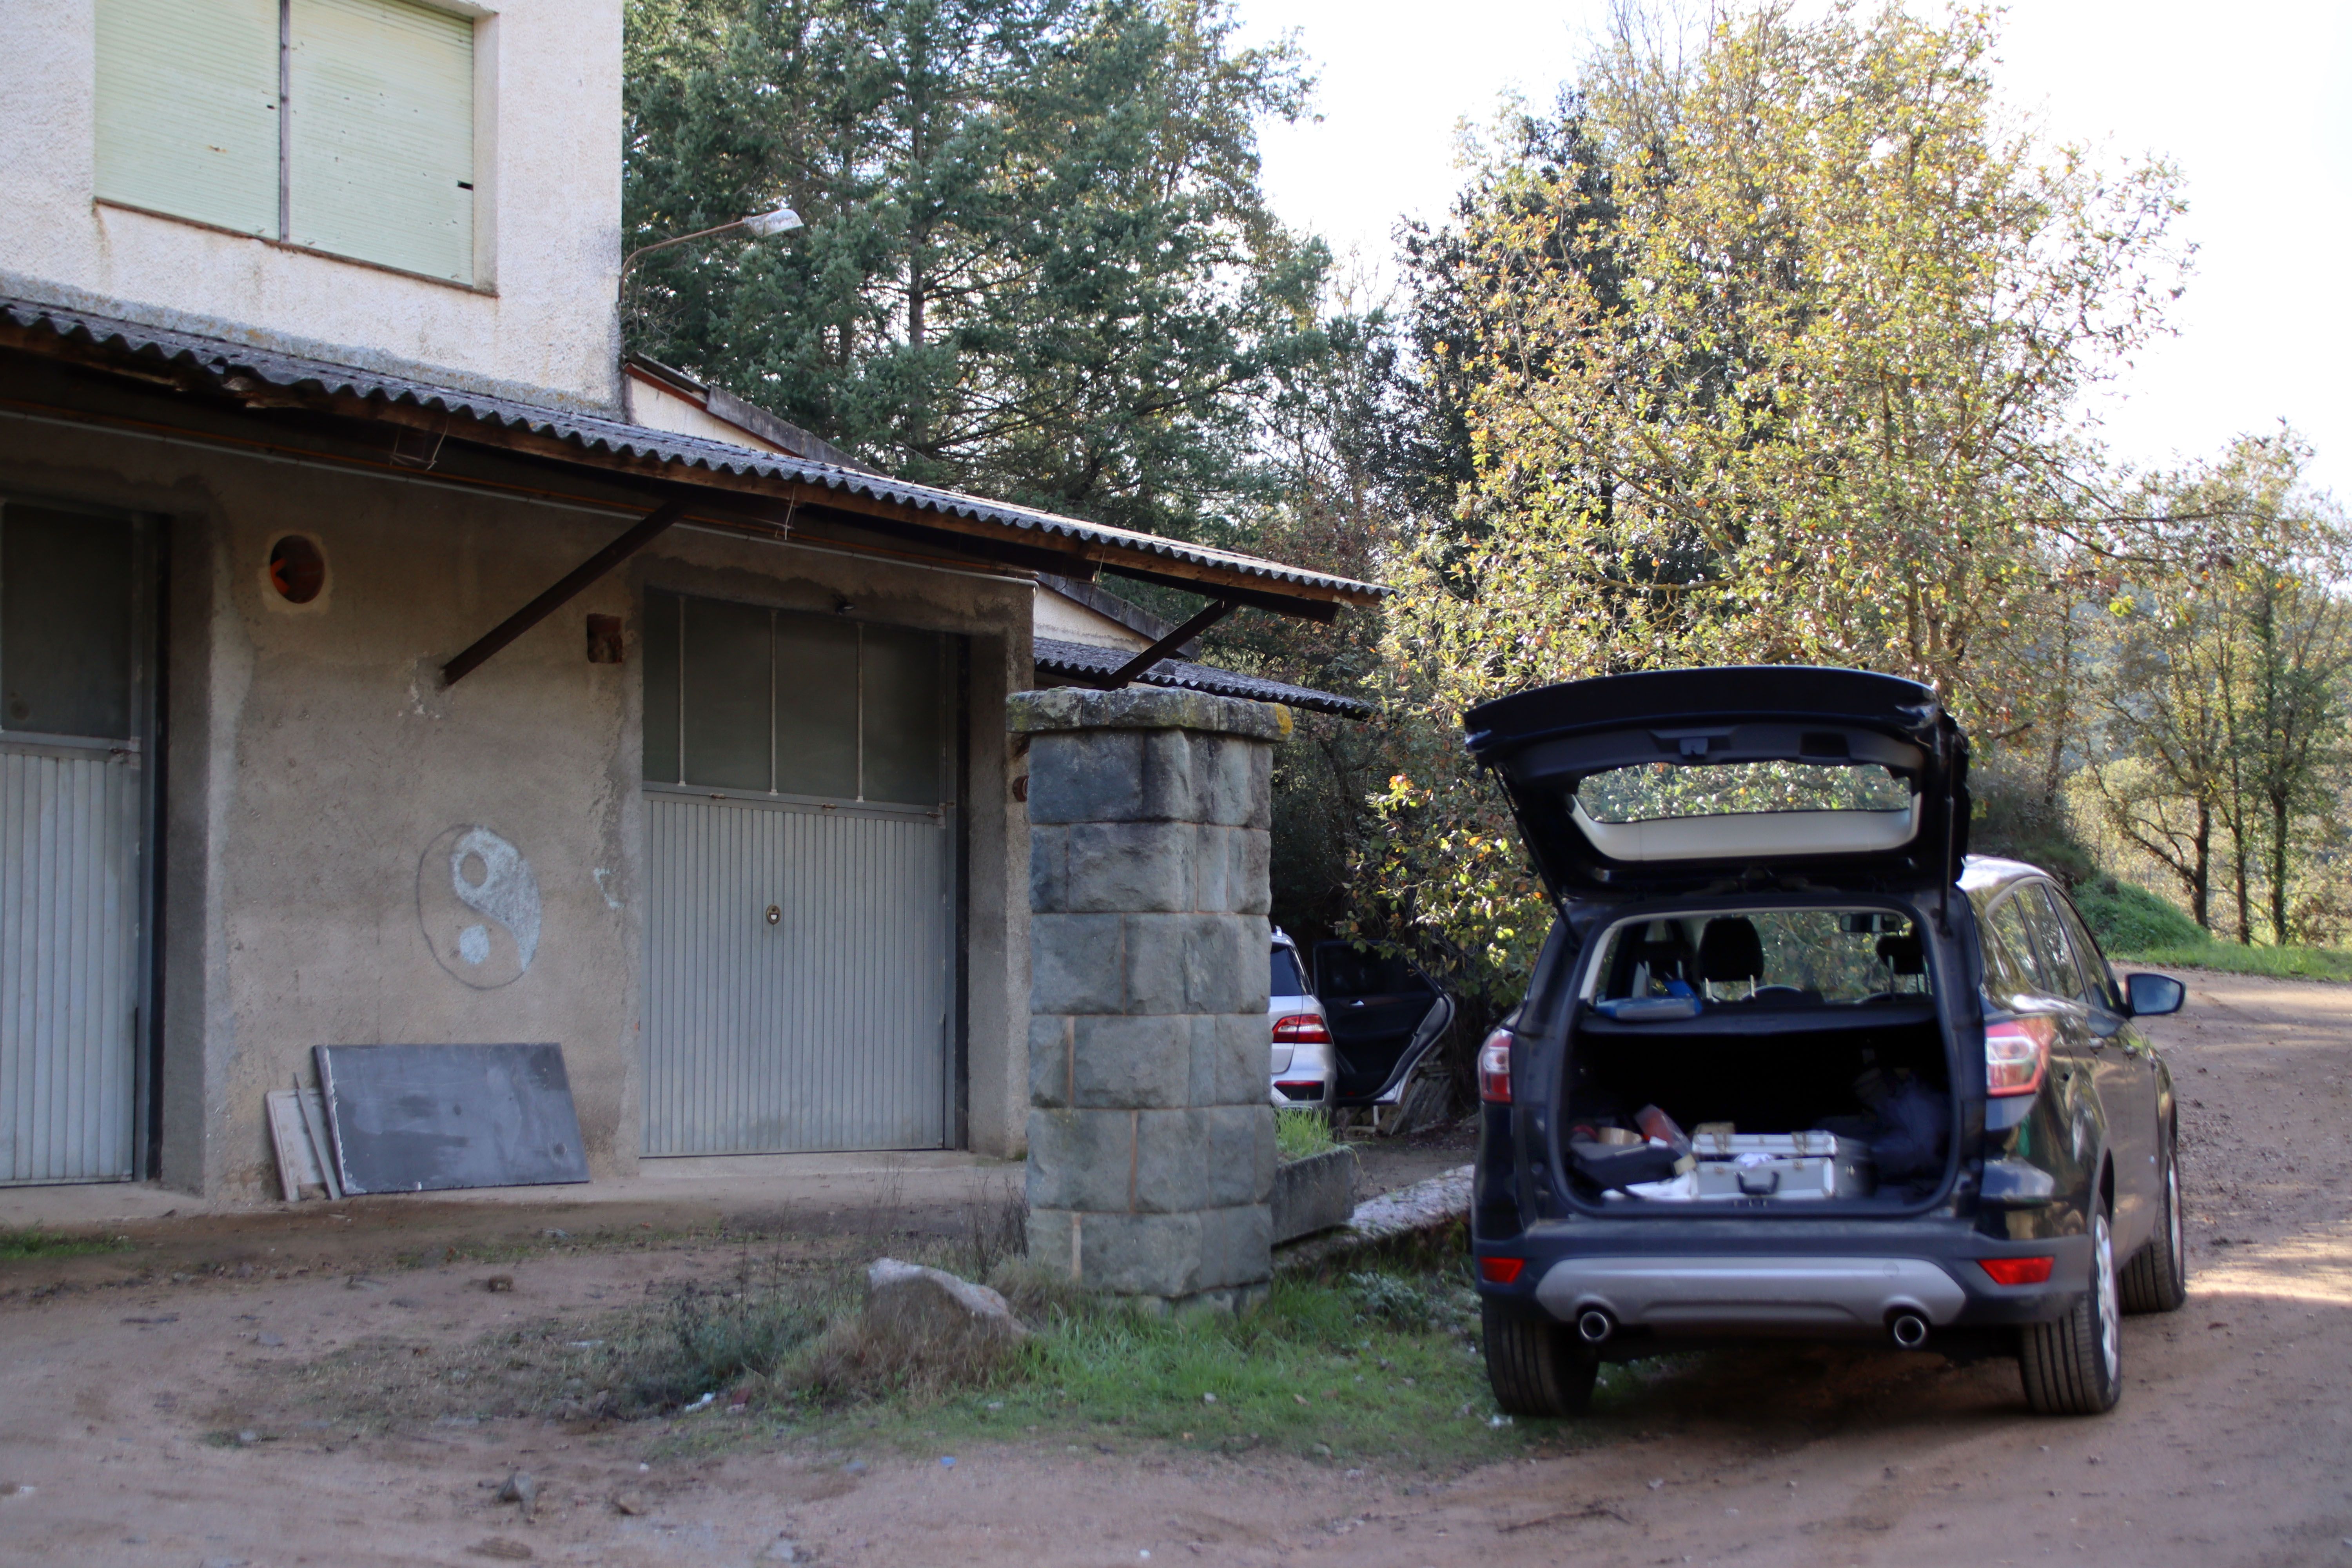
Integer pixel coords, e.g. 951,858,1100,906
1131,1109,1211,1213
1027,729,1144,824
1029,1014,1074,1107
1029,824,1070,912
1178,913,1260,1014
1193,1012,1269,1106
1194,1202,1273,1291
1120,912,1194,1015
1138,730,1199,822
1027,1206,1079,1276
1069,1014,1190,1109
1073,1210,1203,1298
1191,825,1231,912
1066,821,1193,913
1009,685,1294,744
1225,828,1271,916
1025,1108,1136,1212
1199,1103,1276,1206
1189,734,1273,829
1029,913,1125,1015
1270,1146,1358,1245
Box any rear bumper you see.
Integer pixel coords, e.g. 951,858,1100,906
1483,1225,2091,1338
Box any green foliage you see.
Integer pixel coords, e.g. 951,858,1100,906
2116,941,2352,982
1356,4,2185,983
1274,1108,1334,1161
622,0,1331,541
2073,877,2205,955
0,1229,130,1261
906,1265,1567,1465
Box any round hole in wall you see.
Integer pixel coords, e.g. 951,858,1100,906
268,535,326,604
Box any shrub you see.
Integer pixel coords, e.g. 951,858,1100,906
1275,1108,1335,1161
2074,877,2205,954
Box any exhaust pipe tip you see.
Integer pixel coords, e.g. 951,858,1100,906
1576,1308,1616,1345
1889,1311,1929,1350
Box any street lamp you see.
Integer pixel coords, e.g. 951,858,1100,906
619,204,803,290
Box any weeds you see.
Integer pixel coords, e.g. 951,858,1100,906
1275,1109,1336,1161
2112,940,2352,982
0,1229,130,1261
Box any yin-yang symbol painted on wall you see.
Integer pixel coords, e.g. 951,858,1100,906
417,824,542,989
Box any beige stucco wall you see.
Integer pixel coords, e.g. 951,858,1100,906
623,376,787,453
0,410,1033,1198
0,0,624,412
1034,588,1151,651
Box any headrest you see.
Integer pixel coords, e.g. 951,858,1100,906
1697,917,1764,984
1876,931,1925,976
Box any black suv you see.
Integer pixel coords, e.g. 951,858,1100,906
1465,668,2187,1417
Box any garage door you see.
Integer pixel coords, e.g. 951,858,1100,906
640,590,955,1155
1,501,149,1185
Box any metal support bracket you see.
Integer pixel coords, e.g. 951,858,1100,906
1097,599,1235,689
442,497,691,686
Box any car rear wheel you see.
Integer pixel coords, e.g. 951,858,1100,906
2119,1126,2189,1314
1481,1302,1598,1417
2019,1207,2123,1416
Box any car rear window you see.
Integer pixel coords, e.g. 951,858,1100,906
1270,946,1308,997
1590,909,1930,1005
1575,760,1911,822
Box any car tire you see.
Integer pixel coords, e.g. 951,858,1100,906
1481,1302,1598,1417
2119,1125,2189,1314
2019,1205,2124,1416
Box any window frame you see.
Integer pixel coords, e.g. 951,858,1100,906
92,0,488,292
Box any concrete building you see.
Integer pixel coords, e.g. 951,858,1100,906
0,0,1377,1198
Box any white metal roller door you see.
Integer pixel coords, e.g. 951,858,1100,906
0,501,147,1185
640,590,955,1155
643,795,948,1154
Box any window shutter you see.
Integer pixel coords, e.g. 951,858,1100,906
94,0,281,237
287,0,474,283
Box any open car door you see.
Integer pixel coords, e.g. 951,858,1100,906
1313,942,1455,1108
1461,666,1970,899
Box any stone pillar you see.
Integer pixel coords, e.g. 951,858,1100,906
1013,686,1287,1313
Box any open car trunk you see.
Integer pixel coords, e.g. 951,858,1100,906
1555,909,1958,1211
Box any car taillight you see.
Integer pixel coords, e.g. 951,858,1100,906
1272,1014,1330,1044
1478,1256,1525,1284
1979,1256,2055,1286
1984,1014,2055,1097
1477,1027,1512,1103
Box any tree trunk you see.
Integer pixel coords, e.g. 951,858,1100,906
2231,830,2252,945
2269,791,2292,945
2192,799,2211,931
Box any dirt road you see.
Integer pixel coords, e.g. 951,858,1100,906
2,969,2347,1567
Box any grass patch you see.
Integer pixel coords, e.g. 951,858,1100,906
2110,940,2352,983
0,1228,131,1261
1275,1109,1336,1161
285,1242,1593,1471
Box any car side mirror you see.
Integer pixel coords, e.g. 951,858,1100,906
2125,973,2185,1018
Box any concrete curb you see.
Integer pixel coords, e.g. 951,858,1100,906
1274,1163,1472,1274
1269,1145,1357,1245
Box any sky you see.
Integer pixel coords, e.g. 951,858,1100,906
1231,0,2352,495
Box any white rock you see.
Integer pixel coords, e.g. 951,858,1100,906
864,1258,1031,1352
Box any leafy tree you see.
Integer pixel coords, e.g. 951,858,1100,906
1359,2,2185,980
2085,432,2352,944
623,0,1332,542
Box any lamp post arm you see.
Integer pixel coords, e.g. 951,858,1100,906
619,218,750,280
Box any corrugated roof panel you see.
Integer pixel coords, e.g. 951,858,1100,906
1031,636,1371,719
0,297,1386,611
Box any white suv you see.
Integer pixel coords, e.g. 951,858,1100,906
1268,929,1334,1107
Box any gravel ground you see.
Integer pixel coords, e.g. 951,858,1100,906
0,966,2346,1567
